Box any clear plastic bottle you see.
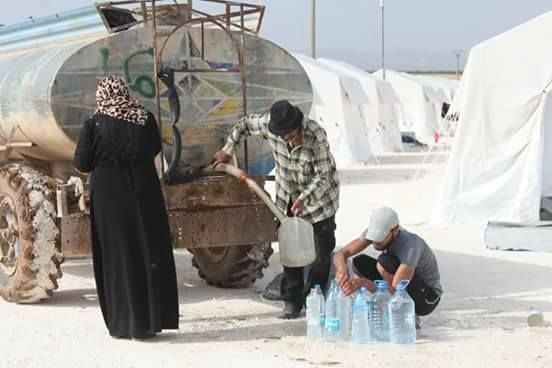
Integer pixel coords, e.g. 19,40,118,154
324,279,340,342
337,288,352,341
314,284,325,329
306,286,323,339
366,291,375,341
351,287,370,344
389,280,416,344
370,280,392,342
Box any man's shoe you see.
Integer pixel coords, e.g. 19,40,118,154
279,302,302,319
261,273,286,301
262,288,286,301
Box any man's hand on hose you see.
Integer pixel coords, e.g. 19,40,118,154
212,150,232,164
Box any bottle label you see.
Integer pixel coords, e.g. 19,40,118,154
325,318,340,333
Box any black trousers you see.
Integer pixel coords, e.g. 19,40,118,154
353,254,441,316
282,216,336,306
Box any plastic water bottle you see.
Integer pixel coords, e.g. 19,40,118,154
315,284,325,329
370,280,392,342
389,280,416,344
351,287,370,344
366,291,375,340
337,288,352,341
306,286,323,339
324,279,340,342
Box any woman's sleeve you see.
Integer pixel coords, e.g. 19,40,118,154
147,112,162,157
73,117,95,173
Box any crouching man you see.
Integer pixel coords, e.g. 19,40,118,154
333,207,442,327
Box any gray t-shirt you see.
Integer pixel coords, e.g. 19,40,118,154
364,227,442,294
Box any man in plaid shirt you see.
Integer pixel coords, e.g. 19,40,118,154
214,100,340,319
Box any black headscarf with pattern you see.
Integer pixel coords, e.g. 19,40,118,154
95,75,148,125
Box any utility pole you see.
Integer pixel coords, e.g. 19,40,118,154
309,0,316,58
380,0,385,80
453,49,463,80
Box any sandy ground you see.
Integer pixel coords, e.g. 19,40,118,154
1,150,552,368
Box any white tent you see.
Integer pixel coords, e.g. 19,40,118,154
416,75,459,103
373,69,443,144
400,73,458,133
433,11,552,224
316,58,403,154
294,54,375,167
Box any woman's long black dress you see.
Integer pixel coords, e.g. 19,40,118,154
73,112,179,338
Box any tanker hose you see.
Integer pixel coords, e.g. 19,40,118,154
205,162,286,222
158,67,182,184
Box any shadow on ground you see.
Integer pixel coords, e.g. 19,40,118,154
56,251,281,307
48,243,552,345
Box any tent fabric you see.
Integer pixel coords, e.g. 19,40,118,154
373,69,442,145
339,77,371,105
401,73,458,104
416,75,460,102
316,58,403,154
433,11,552,225
294,54,374,167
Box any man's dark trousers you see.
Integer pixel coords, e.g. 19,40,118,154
281,216,336,307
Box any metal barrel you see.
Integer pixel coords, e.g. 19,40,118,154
0,4,312,175
0,6,109,160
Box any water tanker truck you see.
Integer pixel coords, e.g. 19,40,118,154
0,0,312,303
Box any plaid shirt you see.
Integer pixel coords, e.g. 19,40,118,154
223,113,340,224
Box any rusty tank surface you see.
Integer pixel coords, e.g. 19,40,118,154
0,0,312,303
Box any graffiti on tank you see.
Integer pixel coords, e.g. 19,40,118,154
100,47,155,99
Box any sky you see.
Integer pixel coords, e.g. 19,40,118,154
1,0,551,71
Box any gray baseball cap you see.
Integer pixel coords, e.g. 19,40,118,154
363,207,399,242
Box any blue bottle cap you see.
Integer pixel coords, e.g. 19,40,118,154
375,280,388,289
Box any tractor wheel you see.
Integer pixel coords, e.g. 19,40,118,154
191,242,273,288
0,164,63,303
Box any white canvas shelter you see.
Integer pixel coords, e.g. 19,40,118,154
316,58,403,154
416,75,459,103
433,11,552,224
294,54,374,167
401,73,459,133
373,69,444,144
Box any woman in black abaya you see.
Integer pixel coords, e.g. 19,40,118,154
73,75,179,339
